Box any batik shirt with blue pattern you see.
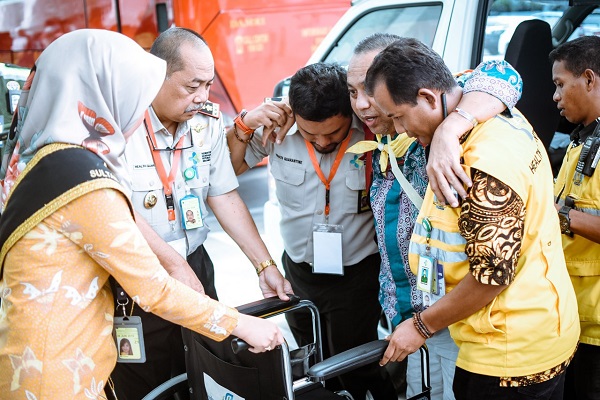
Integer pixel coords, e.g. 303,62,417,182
372,60,522,326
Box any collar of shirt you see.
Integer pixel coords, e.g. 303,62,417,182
572,118,599,146
147,106,191,148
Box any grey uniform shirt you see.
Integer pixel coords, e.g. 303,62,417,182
245,114,378,266
124,106,238,255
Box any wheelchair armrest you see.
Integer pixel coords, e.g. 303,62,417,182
306,339,388,382
236,294,300,317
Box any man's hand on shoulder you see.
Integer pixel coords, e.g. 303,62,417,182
427,111,473,207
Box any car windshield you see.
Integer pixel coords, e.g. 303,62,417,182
322,4,443,65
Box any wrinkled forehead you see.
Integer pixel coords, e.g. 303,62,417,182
173,42,214,75
347,50,380,86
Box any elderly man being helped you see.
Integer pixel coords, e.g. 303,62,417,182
366,37,579,400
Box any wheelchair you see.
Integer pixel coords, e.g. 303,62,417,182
142,295,431,400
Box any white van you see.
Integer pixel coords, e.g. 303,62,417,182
264,0,600,250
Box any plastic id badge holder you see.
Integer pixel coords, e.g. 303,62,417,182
416,217,446,308
312,223,343,275
114,316,146,363
417,254,436,293
180,194,203,230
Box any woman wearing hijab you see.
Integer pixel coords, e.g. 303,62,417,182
0,29,283,399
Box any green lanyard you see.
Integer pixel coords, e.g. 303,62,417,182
422,217,432,255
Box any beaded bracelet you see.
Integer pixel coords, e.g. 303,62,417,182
413,311,433,339
233,124,254,143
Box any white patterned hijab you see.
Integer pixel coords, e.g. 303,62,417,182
0,29,166,205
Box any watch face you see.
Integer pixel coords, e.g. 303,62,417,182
558,212,569,234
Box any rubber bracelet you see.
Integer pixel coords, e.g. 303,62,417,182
454,107,479,128
234,109,255,136
256,259,276,276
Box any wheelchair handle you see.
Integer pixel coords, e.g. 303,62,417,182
236,294,300,316
231,338,250,354
231,294,300,354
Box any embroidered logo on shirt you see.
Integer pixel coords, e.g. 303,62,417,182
350,155,364,168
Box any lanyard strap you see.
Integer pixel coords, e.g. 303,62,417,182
304,133,353,217
144,111,185,221
363,124,374,191
386,134,424,209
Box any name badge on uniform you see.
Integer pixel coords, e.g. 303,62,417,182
180,194,203,230
357,188,371,214
114,316,146,363
312,223,343,275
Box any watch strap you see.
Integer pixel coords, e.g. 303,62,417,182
558,205,573,236
234,109,255,136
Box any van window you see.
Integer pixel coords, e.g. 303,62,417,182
483,0,569,61
322,5,443,65
568,7,600,40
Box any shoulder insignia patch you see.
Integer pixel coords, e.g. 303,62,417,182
198,101,220,119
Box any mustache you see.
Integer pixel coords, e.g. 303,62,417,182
184,104,204,113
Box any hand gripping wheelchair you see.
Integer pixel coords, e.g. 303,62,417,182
142,295,431,400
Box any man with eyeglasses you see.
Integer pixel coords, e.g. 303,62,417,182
110,27,292,400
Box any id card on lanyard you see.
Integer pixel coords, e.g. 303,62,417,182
144,111,184,231
416,217,446,308
180,193,203,230
313,223,344,274
305,133,352,275
113,285,146,363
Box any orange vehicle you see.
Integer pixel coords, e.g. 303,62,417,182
0,0,350,122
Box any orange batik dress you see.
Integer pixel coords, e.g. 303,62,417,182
0,144,238,399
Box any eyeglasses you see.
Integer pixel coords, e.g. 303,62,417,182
144,119,194,152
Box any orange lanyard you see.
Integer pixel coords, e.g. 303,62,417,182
144,111,185,221
304,133,353,217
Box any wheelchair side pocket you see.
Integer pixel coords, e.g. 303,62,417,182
187,334,260,399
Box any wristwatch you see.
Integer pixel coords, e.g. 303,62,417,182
558,206,573,237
